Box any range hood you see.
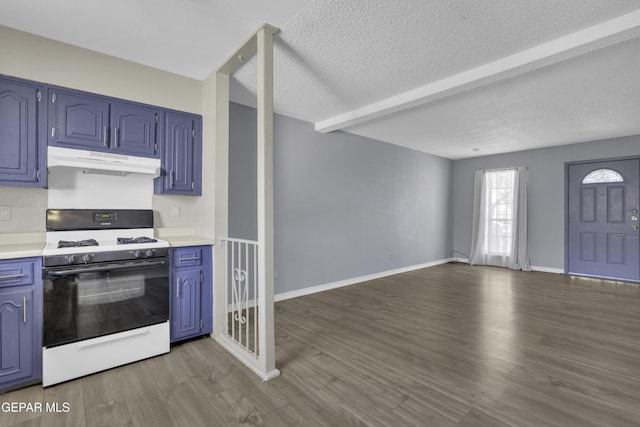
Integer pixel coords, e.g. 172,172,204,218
48,146,161,177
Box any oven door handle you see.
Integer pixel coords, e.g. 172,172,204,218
46,260,167,277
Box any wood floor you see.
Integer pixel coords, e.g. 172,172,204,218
2,263,640,426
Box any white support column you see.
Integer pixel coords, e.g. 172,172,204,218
210,23,279,381
213,71,229,338
256,25,279,380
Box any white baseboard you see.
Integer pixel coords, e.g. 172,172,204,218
531,265,564,274
451,257,564,275
274,258,453,302
271,259,566,303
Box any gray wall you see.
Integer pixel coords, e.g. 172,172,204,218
452,135,640,270
229,103,453,295
228,103,258,241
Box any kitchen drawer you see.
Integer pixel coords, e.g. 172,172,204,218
172,247,203,267
0,259,35,288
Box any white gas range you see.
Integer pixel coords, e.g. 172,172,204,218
41,209,170,386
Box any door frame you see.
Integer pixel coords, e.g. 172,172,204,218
565,155,640,281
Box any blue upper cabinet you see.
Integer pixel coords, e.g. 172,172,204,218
48,88,160,158
0,77,46,187
110,101,161,158
155,111,202,195
48,89,109,150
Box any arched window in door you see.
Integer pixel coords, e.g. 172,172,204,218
582,169,624,184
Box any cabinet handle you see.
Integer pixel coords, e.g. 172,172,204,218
0,273,25,280
114,128,119,147
176,278,181,298
179,257,200,261
103,126,108,147
23,297,27,323
170,170,175,188
77,328,148,348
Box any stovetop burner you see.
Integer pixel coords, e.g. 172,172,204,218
43,209,168,261
57,239,99,249
117,236,158,245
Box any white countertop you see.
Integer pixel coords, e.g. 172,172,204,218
162,235,215,247
155,227,214,248
0,228,213,260
0,232,46,260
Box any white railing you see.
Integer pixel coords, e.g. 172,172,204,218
221,237,259,357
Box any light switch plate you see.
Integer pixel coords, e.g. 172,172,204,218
171,205,180,217
0,206,11,221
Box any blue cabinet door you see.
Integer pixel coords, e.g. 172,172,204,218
156,112,202,195
171,269,202,342
0,288,34,386
48,89,110,150
0,78,45,187
170,246,212,342
110,102,160,158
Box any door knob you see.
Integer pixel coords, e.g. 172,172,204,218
632,225,638,230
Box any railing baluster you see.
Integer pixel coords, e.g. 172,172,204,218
254,242,258,357
224,239,229,341
231,240,236,342
244,241,249,350
236,243,245,344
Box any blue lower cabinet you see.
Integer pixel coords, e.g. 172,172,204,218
170,246,212,342
0,257,42,392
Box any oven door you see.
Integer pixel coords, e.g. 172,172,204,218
43,258,169,348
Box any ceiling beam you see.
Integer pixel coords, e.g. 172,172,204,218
314,9,640,133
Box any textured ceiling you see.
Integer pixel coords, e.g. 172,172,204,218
2,0,640,159
343,37,640,159
238,0,640,119
231,0,640,159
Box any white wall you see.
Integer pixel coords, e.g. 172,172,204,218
0,26,201,112
192,70,217,239
0,26,204,232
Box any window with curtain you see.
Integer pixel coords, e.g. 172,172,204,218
484,169,515,257
469,166,530,271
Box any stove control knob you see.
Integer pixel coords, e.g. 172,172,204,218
133,250,141,258
145,250,154,258
65,255,76,264
81,254,91,263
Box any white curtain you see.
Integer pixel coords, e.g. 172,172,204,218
469,166,530,271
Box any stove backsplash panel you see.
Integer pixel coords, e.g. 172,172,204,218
48,167,153,209
1,168,194,233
